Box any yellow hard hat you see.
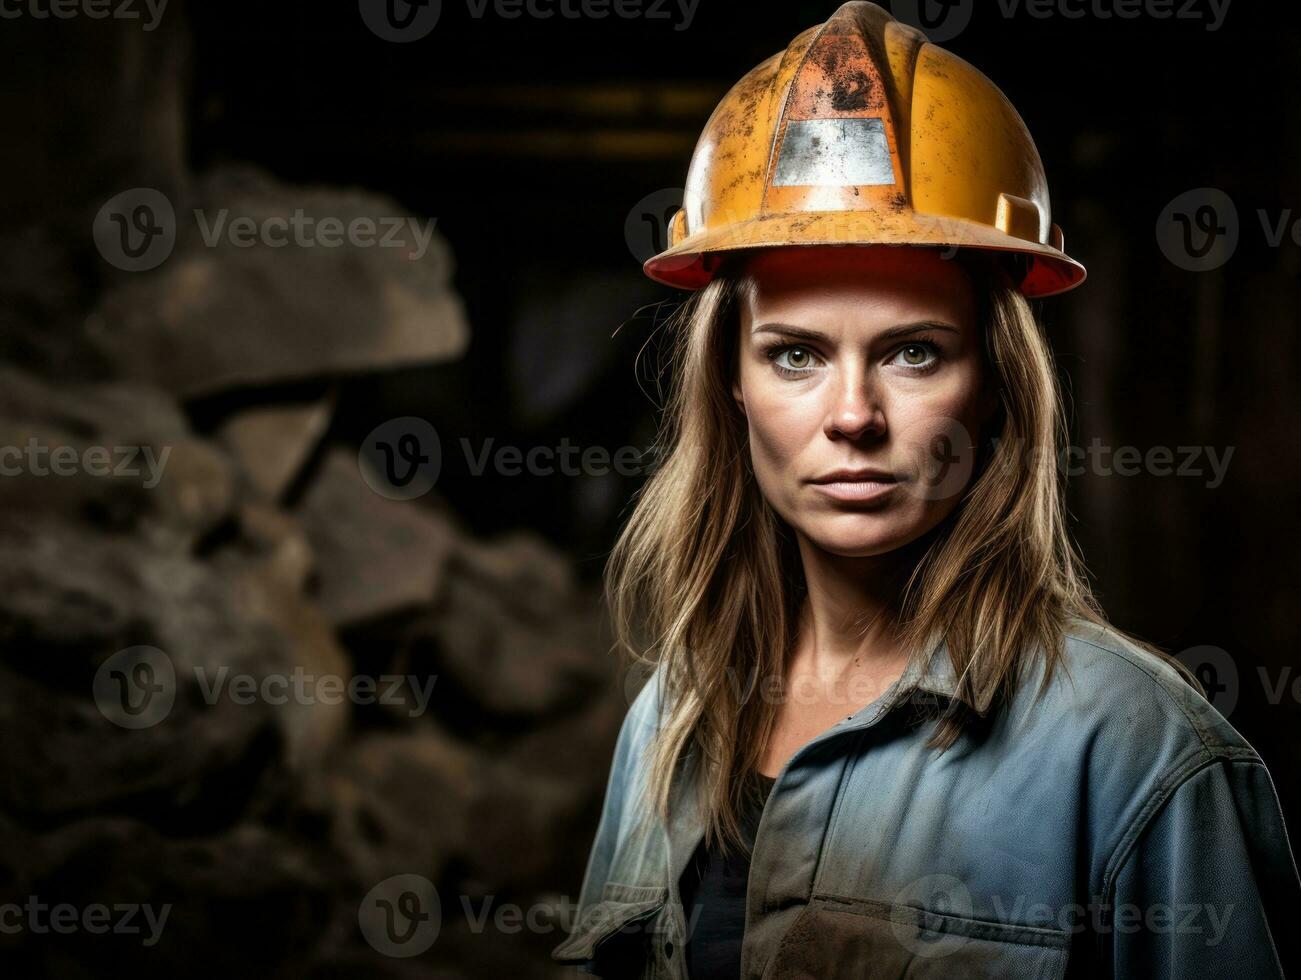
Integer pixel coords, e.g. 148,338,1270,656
644,1,1086,298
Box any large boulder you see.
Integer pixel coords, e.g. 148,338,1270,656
17,818,335,979
403,532,606,722
295,449,458,629
0,516,349,819
0,366,235,547
90,166,470,397
218,400,334,502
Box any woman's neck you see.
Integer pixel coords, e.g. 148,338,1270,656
792,535,918,679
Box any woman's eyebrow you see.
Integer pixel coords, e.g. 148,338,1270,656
751,320,960,341
876,320,960,340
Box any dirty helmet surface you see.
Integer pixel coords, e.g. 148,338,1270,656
644,1,1086,297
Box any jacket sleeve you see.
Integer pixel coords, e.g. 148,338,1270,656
553,673,662,974
1105,756,1301,978
573,695,639,916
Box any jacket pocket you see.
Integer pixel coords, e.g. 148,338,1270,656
551,882,668,978
766,894,1071,980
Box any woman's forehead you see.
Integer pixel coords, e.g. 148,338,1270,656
740,246,978,331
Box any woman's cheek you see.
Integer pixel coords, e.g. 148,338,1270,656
744,384,820,502
889,373,987,504
891,366,982,434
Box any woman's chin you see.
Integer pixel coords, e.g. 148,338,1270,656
799,518,927,559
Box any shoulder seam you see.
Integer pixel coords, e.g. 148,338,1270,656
1067,633,1242,754
1100,754,1265,903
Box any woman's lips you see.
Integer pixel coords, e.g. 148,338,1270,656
808,478,900,503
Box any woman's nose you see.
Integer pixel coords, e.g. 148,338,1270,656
823,369,886,441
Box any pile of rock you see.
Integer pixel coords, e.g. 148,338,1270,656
0,167,623,979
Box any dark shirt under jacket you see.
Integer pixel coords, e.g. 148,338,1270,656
677,771,777,980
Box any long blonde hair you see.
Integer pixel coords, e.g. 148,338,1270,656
607,249,1189,854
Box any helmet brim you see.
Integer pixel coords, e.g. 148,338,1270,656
643,210,1086,298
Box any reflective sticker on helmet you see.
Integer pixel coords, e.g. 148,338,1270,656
772,117,895,188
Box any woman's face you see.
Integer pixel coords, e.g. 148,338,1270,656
734,245,997,559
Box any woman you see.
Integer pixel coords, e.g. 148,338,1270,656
553,3,1300,978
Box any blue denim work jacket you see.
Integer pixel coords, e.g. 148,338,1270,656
551,619,1301,978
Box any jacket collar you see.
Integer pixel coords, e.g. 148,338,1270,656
664,634,962,896
895,632,960,704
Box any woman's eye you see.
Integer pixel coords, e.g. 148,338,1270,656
771,346,820,373
891,342,939,370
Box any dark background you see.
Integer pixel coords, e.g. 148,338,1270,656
0,0,1297,976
